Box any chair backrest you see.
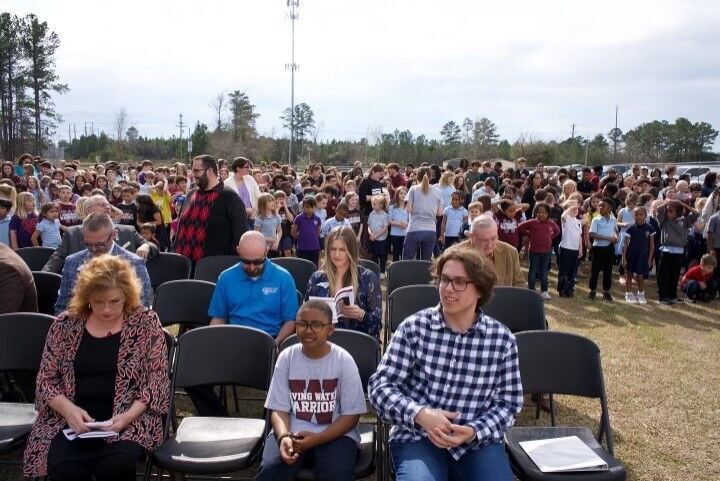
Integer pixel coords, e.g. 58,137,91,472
271,257,317,294
16,246,55,271
386,260,433,296
173,325,276,391
153,280,215,327
32,271,62,316
358,259,381,277
0,313,55,372
280,329,380,392
193,255,241,282
482,287,547,333
388,285,440,333
145,252,192,289
297,289,304,306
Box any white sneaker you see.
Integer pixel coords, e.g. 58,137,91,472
625,292,637,304
541,291,551,300
619,277,626,285
637,292,647,304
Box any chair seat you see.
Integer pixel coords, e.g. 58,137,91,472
505,426,626,481
152,416,266,474
294,423,375,480
0,402,37,454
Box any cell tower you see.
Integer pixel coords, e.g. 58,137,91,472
286,0,299,164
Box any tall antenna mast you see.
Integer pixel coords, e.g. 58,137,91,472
286,0,299,165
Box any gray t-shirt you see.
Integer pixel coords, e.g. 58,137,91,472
708,212,720,249
265,343,367,445
407,184,443,232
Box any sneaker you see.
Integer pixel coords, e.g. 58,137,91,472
541,291,551,300
619,277,626,285
683,296,695,304
588,291,596,300
603,292,613,302
637,292,647,304
673,297,684,304
625,292,637,304
659,298,675,306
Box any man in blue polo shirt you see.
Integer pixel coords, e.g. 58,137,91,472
209,231,298,342
189,231,300,416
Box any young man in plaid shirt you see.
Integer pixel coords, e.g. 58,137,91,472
369,246,523,480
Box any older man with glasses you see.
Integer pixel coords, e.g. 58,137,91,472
187,231,299,416
461,216,524,288
43,194,156,273
53,212,152,315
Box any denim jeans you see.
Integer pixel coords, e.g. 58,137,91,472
528,251,552,291
391,438,513,481
255,433,357,481
402,230,436,261
683,279,718,302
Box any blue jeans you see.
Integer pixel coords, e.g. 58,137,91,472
403,230,436,261
528,251,551,291
256,433,357,481
391,438,513,481
683,279,718,302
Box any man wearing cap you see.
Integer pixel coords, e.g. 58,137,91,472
43,194,157,273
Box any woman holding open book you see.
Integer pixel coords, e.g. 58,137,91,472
23,255,169,481
305,226,382,340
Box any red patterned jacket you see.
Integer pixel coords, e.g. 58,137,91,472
23,307,170,477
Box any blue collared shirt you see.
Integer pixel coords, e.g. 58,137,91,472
54,243,152,315
590,215,617,247
369,305,523,460
208,260,299,337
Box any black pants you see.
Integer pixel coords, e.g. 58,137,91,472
390,235,405,261
187,385,228,417
297,249,320,267
657,251,683,300
589,245,614,292
557,247,579,294
48,432,144,481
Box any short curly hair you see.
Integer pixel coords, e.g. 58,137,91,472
432,245,497,311
67,255,142,317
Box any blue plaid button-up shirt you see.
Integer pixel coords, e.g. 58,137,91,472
368,305,523,460
54,243,152,315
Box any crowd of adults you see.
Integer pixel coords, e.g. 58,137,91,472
2,151,719,480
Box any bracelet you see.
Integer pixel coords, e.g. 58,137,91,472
277,432,295,446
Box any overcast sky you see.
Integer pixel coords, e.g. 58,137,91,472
6,0,720,147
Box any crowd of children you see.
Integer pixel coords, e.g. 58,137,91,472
1,153,719,305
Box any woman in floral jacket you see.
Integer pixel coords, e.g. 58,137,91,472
23,254,170,480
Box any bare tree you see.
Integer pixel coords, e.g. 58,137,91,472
209,91,226,132
114,107,127,143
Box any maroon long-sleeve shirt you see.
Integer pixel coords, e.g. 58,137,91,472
518,218,560,253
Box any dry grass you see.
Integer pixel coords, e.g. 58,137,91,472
2,261,718,480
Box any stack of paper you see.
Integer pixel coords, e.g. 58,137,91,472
519,435,608,473
63,420,118,440
309,285,355,322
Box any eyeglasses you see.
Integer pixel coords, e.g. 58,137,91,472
84,233,114,250
295,320,331,332
240,257,266,266
437,275,470,292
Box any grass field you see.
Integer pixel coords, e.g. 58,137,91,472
1,261,718,480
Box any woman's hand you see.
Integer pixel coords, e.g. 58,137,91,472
61,403,94,434
339,304,365,320
279,435,299,464
101,411,134,433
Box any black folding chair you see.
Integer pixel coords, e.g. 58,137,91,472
483,287,547,333
280,329,382,479
504,331,626,481
147,325,276,480
386,284,440,346
153,280,215,329
31,271,62,315
15,246,55,271
386,260,433,297
145,252,192,292
271,257,317,294
359,259,381,277
193,255,241,282
0,313,54,459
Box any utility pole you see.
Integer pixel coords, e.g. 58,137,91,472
613,105,619,159
177,114,185,161
571,123,576,163
286,0,299,165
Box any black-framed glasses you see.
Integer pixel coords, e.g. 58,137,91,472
240,257,266,266
437,275,470,292
295,320,331,332
83,233,114,250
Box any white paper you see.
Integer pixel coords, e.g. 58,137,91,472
63,420,118,441
519,435,608,473
308,285,355,322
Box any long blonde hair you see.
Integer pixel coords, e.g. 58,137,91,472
418,167,431,194
321,226,360,296
256,193,276,217
440,171,455,188
15,192,37,218
0,184,17,211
